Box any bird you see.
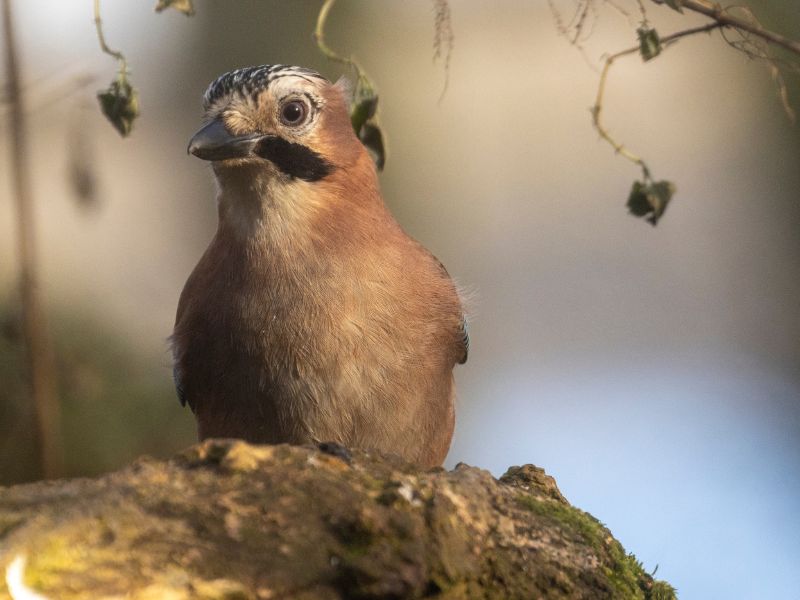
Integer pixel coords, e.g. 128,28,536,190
172,64,468,467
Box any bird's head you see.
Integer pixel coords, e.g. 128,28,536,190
188,65,363,182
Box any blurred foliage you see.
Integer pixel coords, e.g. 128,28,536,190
154,0,195,17
0,303,195,485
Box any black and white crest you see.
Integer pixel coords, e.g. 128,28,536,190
203,64,328,109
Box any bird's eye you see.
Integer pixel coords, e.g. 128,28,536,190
280,100,308,126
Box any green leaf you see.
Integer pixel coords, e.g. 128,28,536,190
358,123,386,171
350,95,378,136
663,0,684,13
154,0,195,16
97,76,139,137
637,27,662,62
626,179,675,225
349,90,385,171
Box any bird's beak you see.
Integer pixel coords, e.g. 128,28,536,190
187,119,261,161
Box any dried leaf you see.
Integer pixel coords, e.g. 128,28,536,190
627,179,675,225
97,76,139,137
154,0,195,16
637,27,661,62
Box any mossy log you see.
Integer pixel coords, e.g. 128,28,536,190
0,440,675,599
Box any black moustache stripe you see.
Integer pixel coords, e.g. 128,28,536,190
255,136,333,182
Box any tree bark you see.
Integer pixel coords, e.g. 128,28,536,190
0,441,675,599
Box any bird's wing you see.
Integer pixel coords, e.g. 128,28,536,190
457,316,469,365
427,251,469,365
171,282,195,411
173,364,188,408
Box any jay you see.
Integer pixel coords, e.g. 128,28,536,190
172,65,468,467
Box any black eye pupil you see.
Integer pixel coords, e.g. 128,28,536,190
282,101,305,124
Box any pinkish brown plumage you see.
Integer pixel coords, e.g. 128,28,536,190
172,65,467,467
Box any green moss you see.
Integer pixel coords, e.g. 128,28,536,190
514,494,676,600
26,532,90,589
331,518,375,558
649,580,678,600
514,493,609,548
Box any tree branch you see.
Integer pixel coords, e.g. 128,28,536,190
652,0,800,57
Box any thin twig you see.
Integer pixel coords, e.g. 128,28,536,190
660,21,726,48
635,0,649,24
548,0,570,38
93,0,127,74
1,0,63,479
313,0,372,94
313,0,354,69
767,60,796,123
604,0,632,20
547,0,602,72
592,47,652,179
714,4,797,123
591,22,725,179
572,1,592,44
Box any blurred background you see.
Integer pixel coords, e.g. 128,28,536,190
1,0,798,597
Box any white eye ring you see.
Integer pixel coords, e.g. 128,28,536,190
279,100,308,126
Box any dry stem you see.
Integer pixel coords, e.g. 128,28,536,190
591,22,725,178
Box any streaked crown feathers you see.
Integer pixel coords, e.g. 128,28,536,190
203,64,329,110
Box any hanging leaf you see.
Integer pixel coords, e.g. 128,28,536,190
358,122,386,171
637,27,662,62
663,0,684,13
349,89,385,171
627,179,675,225
97,76,139,137
154,0,195,16
350,95,378,136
